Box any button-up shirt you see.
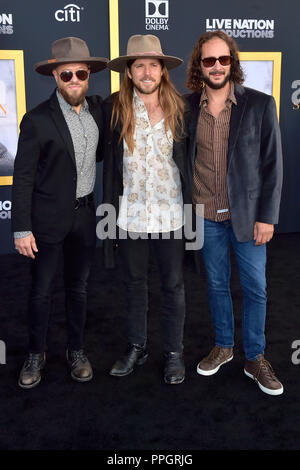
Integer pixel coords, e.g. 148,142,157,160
117,91,183,233
193,82,237,221
57,89,99,198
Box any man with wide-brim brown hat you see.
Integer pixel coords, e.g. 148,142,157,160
107,34,182,72
12,37,108,389
35,36,108,75
102,34,190,385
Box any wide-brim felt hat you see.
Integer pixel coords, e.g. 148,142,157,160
35,37,108,75
107,34,183,72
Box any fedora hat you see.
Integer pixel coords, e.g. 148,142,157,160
107,34,183,72
35,37,108,75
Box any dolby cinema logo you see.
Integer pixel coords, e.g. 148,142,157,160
145,0,169,30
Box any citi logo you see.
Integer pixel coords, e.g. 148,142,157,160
55,4,83,22
0,13,12,25
145,0,169,18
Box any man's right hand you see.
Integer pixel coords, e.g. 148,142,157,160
14,234,38,259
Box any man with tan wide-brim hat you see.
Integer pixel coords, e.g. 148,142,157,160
12,37,107,389
102,34,190,385
107,34,182,72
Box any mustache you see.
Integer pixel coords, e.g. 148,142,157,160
209,71,226,76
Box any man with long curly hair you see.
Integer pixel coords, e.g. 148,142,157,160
186,30,283,395
102,35,190,384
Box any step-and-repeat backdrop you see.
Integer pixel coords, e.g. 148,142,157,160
0,0,299,254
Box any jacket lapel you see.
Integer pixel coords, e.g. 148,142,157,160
112,120,123,176
49,90,76,167
227,83,247,169
187,92,201,171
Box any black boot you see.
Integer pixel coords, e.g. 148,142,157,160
18,352,46,389
164,352,185,384
66,349,93,382
110,344,148,377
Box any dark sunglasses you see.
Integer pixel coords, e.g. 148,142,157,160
201,55,232,68
59,69,89,82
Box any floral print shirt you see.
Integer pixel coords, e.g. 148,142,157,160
117,91,183,233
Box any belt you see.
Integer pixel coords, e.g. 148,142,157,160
74,193,94,209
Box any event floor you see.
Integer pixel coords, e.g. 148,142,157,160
0,233,299,451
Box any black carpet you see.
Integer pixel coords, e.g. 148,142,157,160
0,233,299,451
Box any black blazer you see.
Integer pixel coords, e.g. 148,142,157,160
101,93,191,268
12,90,104,243
186,83,283,242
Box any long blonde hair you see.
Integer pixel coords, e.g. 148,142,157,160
111,61,185,154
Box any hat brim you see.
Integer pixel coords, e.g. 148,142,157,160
35,57,108,75
107,54,183,73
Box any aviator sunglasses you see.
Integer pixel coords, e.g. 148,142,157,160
201,55,232,68
59,69,89,82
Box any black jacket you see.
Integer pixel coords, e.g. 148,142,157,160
101,93,191,268
185,83,283,242
12,90,103,243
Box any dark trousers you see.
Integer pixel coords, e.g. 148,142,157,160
28,203,96,353
118,231,186,353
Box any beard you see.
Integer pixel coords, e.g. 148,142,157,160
133,81,160,95
59,85,87,107
202,71,231,90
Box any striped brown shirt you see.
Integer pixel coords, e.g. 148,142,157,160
193,82,237,221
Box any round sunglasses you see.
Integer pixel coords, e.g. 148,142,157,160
59,69,89,82
201,55,232,68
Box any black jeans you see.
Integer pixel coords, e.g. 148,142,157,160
28,203,96,353
118,231,186,353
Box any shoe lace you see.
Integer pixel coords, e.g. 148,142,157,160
25,353,43,369
69,349,87,365
207,346,225,361
256,357,277,380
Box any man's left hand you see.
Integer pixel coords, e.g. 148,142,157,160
253,222,274,246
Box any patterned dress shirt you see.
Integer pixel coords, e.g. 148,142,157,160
117,91,183,233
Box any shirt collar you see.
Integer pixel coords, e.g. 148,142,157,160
133,89,145,107
200,81,237,107
56,88,88,112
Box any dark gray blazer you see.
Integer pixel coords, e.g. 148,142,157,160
185,83,283,242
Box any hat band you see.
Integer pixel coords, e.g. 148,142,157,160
129,51,164,57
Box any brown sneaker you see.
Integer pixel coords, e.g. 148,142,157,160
244,354,283,395
196,346,233,376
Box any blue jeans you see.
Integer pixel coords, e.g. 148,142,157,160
201,219,267,360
